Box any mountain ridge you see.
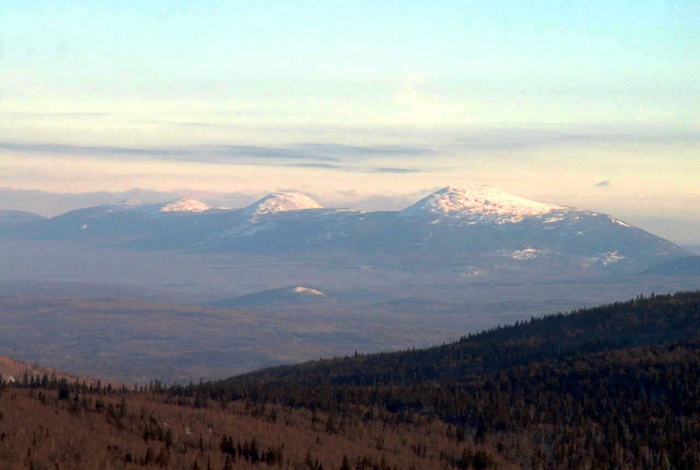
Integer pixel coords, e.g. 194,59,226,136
2,185,689,278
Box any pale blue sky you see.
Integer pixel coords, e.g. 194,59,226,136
3,1,698,105
1,1,699,240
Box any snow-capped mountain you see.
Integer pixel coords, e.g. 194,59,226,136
399,185,566,224
2,185,689,278
240,192,323,217
158,198,213,213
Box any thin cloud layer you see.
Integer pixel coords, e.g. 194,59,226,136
1,141,430,163
453,128,700,152
1,141,429,175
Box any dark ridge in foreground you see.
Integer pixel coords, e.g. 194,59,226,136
216,290,700,389
174,291,700,469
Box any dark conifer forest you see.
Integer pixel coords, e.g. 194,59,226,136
1,291,698,469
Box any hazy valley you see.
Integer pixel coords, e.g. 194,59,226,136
0,186,698,382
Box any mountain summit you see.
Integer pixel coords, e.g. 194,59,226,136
159,198,213,213
241,192,323,217
400,185,565,224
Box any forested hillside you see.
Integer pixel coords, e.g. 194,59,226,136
184,291,700,469
0,292,697,469
214,291,700,388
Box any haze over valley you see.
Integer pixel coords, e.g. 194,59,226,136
1,185,697,382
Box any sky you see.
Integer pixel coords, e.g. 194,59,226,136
1,1,699,242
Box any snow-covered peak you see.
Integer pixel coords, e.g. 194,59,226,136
159,198,213,213
400,185,566,224
241,192,323,217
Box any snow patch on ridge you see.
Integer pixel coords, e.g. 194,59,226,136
400,185,565,224
608,216,631,228
511,248,542,261
460,266,484,278
586,251,627,267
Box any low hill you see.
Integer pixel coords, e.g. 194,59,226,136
208,285,332,308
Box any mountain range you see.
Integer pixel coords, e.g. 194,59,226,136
2,185,689,278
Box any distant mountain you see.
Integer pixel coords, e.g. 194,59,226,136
208,285,332,308
239,192,323,217
3,185,688,279
0,209,46,227
399,185,565,223
158,197,213,213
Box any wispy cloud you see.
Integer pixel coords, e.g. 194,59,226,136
295,143,430,157
452,128,700,153
0,142,185,157
202,145,340,162
370,167,423,174
0,140,434,175
0,141,430,163
1,112,113,119
287,163,424,174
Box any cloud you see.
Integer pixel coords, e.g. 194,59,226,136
295,143,430,157
594,180,611,188
203,145,340,162
0,142,184,157
0,141,431,164
452,128,700,153
370,167,423,174
286,163,424,174
2,112,113,119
